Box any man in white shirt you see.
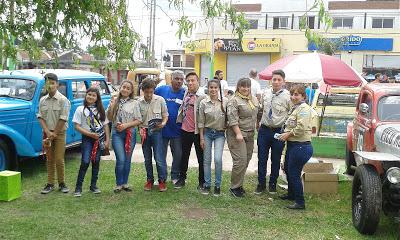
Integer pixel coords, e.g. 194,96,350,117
215,70,228,97
249,68,262,100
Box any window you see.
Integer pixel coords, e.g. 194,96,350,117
332,18,353,29
39,82,67,99
247,19,258,29
71,81,87,99
372,18,394,29
273,17,289,29
0,78,37,101
90,80,110,95
298,16,315,29
378,96,400,121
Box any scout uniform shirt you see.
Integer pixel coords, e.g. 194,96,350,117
227,94,259,134
138,94,168,128
108,98,142,126
258,88,291,128
37,90,71,131
198,96,227,131
284,102,312,142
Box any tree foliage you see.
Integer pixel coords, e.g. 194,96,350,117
0,0,139,69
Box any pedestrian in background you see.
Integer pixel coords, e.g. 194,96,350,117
37,73,71,194
226,78,259,197
155,70,185,184
255,69,291,195
279,84,313,210
174,72,206,190
249,68,262,100
198,80,227,196
215,70,229,97
107,80,142,193
139,79,169,192
72,87,110,197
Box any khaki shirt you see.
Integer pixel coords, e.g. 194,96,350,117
258,88,291,128
198,96,227,131
107,98,142,126
227,95,259,134
284,102,312,142
176,88,206,134
37,90,71,131
138,94,168,128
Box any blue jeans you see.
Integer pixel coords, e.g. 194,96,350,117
162,136,182,180
257,125,284,187
286,141,313,206
75,135,101,190
143,130,167,181
203,128,225,188
112,128,136,186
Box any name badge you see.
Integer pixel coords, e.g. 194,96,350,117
175,99,183,105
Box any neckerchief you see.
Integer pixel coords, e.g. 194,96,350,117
86,105,106,163
235,92,255,110
268,89,284,119
117,98,133,155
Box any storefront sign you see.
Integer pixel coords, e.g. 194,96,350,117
186,38,281,53
308,37,393,51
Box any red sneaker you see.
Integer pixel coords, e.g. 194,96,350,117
144,180,153,191
159,180,167,192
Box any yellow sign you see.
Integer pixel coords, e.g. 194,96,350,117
242,39,281,53
185,40,210,54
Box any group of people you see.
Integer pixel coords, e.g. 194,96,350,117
38,68,314,210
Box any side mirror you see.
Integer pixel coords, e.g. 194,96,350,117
359,103,369,114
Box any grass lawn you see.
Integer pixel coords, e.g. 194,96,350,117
1,153,399,240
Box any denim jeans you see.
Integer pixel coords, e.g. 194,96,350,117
162,136,182,181
75,135,101,190
203,128,225,188
112,128,136,186
257,125,284,187
143,130,167,181
286,141,313,206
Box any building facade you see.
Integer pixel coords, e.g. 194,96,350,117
187,0,400,86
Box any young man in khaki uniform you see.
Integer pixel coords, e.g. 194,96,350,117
256,69,291,194
37,73,71,194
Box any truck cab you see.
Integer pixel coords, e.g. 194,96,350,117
0,69,111,171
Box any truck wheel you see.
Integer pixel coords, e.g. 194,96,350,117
0,139,11,171
352,164,382,235
345,144,356,175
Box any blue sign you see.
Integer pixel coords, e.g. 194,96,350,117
308,36,393,51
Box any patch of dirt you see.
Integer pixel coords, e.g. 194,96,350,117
181,207,212,220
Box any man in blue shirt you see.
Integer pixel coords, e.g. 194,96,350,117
155,70,185,183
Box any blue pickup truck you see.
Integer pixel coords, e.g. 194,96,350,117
0,69,111,170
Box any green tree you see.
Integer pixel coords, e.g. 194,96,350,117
0,0,139,69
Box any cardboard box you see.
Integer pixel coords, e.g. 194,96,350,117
0,170,22,201
302,163,338,194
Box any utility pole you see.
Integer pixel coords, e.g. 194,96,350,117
210,17,215,80
151,0,156,67
148,0,153,66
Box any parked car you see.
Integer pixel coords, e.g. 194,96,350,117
0,69,111,171
346,83,400,235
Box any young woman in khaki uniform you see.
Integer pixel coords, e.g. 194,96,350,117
278,84,313,210
226,78,259,197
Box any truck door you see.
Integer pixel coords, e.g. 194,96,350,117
353,91,373,152
69,80,87,143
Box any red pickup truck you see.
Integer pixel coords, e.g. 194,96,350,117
346,83,400,235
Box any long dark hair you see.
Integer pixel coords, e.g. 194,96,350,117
111,80,134,121
84,87,106,121
207,79,225,113
235,77,251,92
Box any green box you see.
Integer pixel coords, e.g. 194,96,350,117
0,170,22,201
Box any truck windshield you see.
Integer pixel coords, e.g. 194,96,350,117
0,78,37,101
316,93,358,107
378,96,400,121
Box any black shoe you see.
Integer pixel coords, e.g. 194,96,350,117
197,184,204,191
269,185,277,194
286,203,305,210
174,179,185,189
239,186,246,194
41,184,54,194
90,186,102,194
59,183,69,193
230,187,244,198
254,184,266,195
74,188,82,197
122,186,132,192
200,186,211,195
213,186,221,196
279,194,294,201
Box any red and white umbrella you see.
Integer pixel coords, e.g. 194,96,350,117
259,52,365,87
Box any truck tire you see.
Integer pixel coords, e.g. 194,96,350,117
352,164,382,235
0,139,11,171
345,144,356,175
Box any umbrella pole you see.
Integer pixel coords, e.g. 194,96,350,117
317,84,329,136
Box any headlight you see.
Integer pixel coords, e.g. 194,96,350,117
387,167,400,184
